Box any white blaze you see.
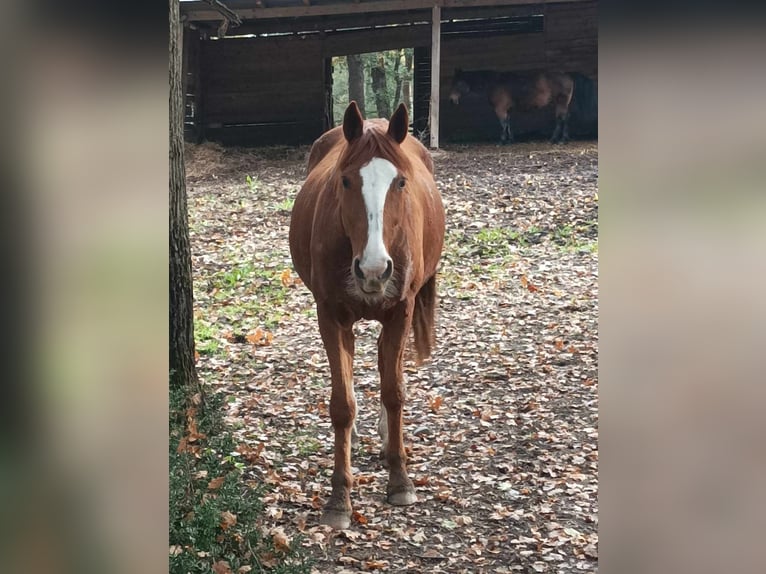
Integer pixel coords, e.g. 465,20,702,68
359,157,397,275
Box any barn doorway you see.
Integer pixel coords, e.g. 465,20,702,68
329,49,415,131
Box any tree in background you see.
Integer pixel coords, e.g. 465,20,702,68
392,49,403,111
370,54,391,119
401,50,413,113
347,54,365,112
332,49,413,126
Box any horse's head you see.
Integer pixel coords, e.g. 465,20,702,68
336,101,412,301
448,69,469,104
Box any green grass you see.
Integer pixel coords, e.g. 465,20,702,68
246,175,261,193
169,387,312,574
195,321,226,358
195,259,297,354
551,221,598,253
274,197,295,212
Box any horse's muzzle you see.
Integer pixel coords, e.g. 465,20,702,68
353,257,393,293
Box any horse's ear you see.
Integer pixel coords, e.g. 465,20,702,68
343,101,364,142
387,103,408,144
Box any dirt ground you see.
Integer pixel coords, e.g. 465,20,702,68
186,139,598,573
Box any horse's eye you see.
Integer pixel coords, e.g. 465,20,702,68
341,176,350,188
397,178,406,189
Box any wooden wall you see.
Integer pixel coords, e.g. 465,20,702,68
440,1,597,142
197,34,326,146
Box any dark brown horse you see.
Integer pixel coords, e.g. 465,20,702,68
289,102,445,529
448,69,593,144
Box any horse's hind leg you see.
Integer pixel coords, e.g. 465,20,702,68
378,300,416,506
550,115,564,143
551,90,573,143
495,104,513,144
317,306,357,529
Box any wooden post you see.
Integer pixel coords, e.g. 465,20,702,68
429,3,441,149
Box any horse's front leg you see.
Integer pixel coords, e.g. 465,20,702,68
317,306,356,529
378,300,417,506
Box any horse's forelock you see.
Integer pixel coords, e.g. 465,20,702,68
338,125,412,175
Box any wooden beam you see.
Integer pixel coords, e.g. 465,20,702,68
322,24,431,57
182,0,592,22
226,11,431,36
429,4,441,149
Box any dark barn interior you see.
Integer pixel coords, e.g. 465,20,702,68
181,0,597,146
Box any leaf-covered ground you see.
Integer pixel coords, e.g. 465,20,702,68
186,140,598,573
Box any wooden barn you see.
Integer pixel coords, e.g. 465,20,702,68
180,0,597,147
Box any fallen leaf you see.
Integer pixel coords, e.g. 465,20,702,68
352,511,368,524
207,476,225,490
271,528,291,553
429,395,444,413
364,560,389,570
220,511,237,531
212,560,232,574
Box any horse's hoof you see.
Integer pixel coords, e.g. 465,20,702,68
387,485,417,506
320,508,351,530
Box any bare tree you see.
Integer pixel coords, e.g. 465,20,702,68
169,0,199,391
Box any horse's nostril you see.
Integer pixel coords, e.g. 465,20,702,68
353,258,364,279
380,259,393,281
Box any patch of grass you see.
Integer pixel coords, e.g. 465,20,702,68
274,197,295,212
201,259,294,334
246,175,261,193
170,387,313,574
552,221,598,253
195,321,226,358
471,226,539,257
292,433,323,456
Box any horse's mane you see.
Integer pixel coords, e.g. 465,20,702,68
337,121,413,173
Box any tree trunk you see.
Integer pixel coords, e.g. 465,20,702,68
347,54,365,112
371,56,391,119
169,0,200,391
402,50,413,112
392,50,403,111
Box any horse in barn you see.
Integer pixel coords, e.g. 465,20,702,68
289,102,446,529
448,69,597,144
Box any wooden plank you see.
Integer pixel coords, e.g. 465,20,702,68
203,97,324,116
204,121,325,146
182,0,594,22
429,4,441,149
322,24,431,56
443,4,546,19
229,10,432,36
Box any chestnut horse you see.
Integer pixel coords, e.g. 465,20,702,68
289,102,445,529
448,69,595,144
